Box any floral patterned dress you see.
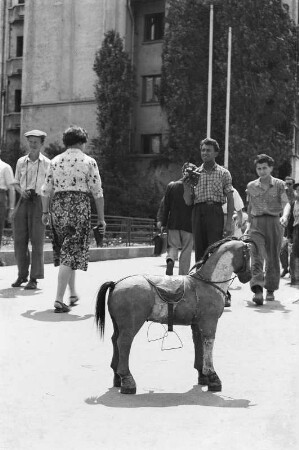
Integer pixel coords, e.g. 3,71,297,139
41,148,103,271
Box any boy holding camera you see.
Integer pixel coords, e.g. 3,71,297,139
12,130,50,289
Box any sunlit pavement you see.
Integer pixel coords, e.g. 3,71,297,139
0,254,298,450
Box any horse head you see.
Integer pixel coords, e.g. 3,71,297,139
230,237,252,284
189,237,252,285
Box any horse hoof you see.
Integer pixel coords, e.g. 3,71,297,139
198,371,209,386
206,372,222,392
121,386,137,395
120,374,136,395
208,384,222,392
113,373,121,388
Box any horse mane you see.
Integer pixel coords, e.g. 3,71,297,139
188,235,255,274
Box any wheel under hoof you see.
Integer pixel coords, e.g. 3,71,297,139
206,372,222,392
120,374,136,394
113,373,121,388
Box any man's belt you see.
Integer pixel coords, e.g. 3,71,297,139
196,201,222,206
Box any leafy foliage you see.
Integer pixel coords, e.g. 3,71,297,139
0,140,24,171
93,30,166,217
160,0,210,164
93,30,144,215
93,30,136,167
43,142,65,160
161,0,297,195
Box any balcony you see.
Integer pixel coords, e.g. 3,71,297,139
6,58,22,77
8,4,25,23
4,112,21,130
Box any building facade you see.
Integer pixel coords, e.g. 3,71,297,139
0,0,168,156
0,0,298,178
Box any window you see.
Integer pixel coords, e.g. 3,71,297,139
141,134,162,154
14,90,22,112
144,13,164,42
142,75,161,103
16,36,23,57
18,1,25,4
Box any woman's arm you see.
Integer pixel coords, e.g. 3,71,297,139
93,196,106,227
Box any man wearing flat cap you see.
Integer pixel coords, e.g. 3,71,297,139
11,130,50,289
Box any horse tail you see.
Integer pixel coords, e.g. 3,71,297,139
95,281,115,338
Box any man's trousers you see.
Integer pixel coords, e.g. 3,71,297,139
13,196,45,280
249,215,283,292
192,203,224,263
166,229,193,275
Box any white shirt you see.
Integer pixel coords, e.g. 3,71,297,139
41,148,103,198
222,188,244,214
0,159,14,190
14,153,50,195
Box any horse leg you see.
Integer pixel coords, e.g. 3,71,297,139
191,323,209,386
117,330,138,394
199,315,222,392
110,317,121,388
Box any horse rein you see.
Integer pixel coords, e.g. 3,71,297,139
189,244,251,298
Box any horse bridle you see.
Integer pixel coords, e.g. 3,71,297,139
190,243,251,297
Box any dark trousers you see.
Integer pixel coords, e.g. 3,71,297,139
13,195,45,279
290,225,299,284
280,237,289,270
192,203,224,263
0,191,7,247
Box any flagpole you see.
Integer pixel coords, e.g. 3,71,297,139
224,27,232,168
207,4,214,138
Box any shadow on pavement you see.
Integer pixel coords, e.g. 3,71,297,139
245,300,291,314
85,386,253,409
21,309,94,322
0,287,41,299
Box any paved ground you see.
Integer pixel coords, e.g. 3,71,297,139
0,254,299,450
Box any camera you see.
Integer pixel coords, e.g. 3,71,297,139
25,189,37,201
183,165,201,187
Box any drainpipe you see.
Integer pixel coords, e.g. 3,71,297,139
126,0,135,153
0,0,7,146
126,0,134,65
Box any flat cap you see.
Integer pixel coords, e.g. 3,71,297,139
24,129,47,138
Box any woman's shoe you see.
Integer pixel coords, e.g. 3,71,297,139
11,277,28,287
69,296,79,306
54,301,71,313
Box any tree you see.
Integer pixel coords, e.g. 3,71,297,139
93,30,139,215
160,0,210,164
161,0,297,194
0,140,24,171
43,142,64,160
93,30,136,168
93,30,164,217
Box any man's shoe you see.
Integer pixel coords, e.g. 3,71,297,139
166,259,174,276
280,268,289,278
225,291,231,307
11,277,28,287
252,286,264,306
24,279,37,290
266,290,275,301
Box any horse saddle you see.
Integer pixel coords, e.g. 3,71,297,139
144,275,185,304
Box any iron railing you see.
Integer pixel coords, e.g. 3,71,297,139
91,215,156,247
2,215,156,248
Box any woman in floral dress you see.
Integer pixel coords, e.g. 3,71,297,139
41,125,105,312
